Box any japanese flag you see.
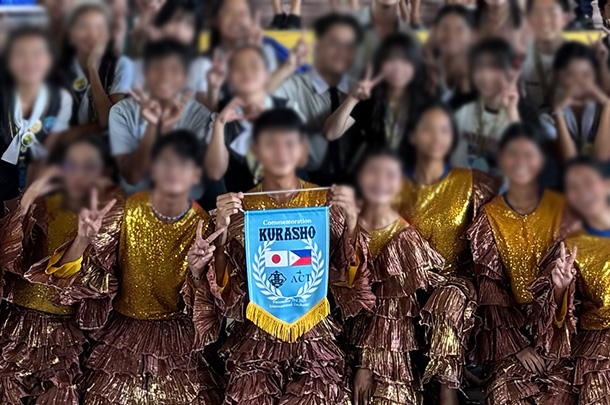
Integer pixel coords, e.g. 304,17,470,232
265,251,289,267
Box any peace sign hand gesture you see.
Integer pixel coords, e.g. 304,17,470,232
129,87,162,126
161,90,194,132
207,49,231,91
352,65,384,101
287,31,309,69
551,242,577,303
78,189,117,241
188,221,226,278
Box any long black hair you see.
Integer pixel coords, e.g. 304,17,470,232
153,0,202,51
553,41,601,81
208,0,254,53
475,0,522,29
2,26,58,87
58,3,116,71
368,32,430,147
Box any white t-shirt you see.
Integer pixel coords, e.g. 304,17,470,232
452,101,512,175
73,56,134,124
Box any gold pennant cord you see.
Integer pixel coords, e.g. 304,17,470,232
246,298,330,342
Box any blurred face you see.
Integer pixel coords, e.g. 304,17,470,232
358,155,402,205
160,12,196,45
150,147,201,196
61,143,105,200
8,35,52,86
228,48,269,94
315,24,358,75
565,166,609,219
557,58,597,100
527,0,569,41
217,0,252,43
499,137,544,186
42,0,76,22
252,130,305,177
70,9,110,55
472,56,509,98
145,55,187,100
434,14,473,56
410,108,454,161
381,52,415,88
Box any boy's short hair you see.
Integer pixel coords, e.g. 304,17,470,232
469,37,519,72
143,39,192,71
151,130,203,166
252,108,306,142
313,13,363,44
526,0,570,13
565,156,608,179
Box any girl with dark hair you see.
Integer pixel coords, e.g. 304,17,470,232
0,135,124,404
202,0,279,109
532,157,610,405
398,101,500,405
426,5,476,108
541,41,610,165
468,123,576,404
453,37,540,176
0,27,73,204
350,148,446,405
60,3,133,132
475,0,532,55
324,32,430,160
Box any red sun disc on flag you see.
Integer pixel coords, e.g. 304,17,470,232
272,254,281,264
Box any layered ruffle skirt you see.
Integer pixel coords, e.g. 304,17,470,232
0,301,84,405
82,311,223,404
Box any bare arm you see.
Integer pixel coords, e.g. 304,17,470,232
88,63,118,128
204,120,230,181
594,100,610,162
115,123,157,185
323,95,358,141
554,112,578,161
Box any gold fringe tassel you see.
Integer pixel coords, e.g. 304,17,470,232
246,298,330,342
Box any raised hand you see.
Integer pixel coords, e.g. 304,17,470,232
207,49,231,91
590,32,609,65
584,79,610,104
129,87,162,126
554,82,584,111
353,368,374,405
287,31,310,69
216,98,247,126
78,188,117,241
329,185,359,238
216,192,244,230
551,242,577,301
21,166,63,215
501,70,521,113
188,222,226,278
161,90,194,131
246,10,263,46
352,65,384,101
88,37,108,70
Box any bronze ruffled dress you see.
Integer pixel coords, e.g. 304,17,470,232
81,192,224,404
536,227,610,405
206,182,375,405
399,167,500,388
468,190,575,404
349,217,446,405
0,190,123,404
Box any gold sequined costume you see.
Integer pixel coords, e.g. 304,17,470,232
81,192,224,405
348,218,446,405
0,190,123,404
535,228,610,404
468,190,575,404
399,167,499,389
205,181,375,405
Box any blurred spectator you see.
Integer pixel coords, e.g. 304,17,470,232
475,0,532,56
269,0,302,29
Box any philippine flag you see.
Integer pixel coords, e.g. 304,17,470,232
265,249,312,267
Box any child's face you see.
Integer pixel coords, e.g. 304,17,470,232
410,108,454,161
252,130,305,178
229,48,269,95
434,14,473,57
357,155,402,206
565,165,609,220
528,0,569,42
558,58,597,99
61,143,105,201
160,12,196,46
8,35,52,85
381,56,415,88
145,55,187,100
217,0,252,42
472,58,507,98
70,9,110,54
151,147,201,196
499,138,544,186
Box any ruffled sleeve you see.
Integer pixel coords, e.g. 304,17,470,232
327,205,375,319
206,211,248,322
24,189,125,330
527,242,576,360
472,170,502,214
467,210,530,365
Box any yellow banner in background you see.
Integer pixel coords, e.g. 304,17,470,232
199,30,603,57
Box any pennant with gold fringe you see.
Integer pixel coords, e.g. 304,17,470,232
244,206,330,342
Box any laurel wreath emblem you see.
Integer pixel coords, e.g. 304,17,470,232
252,238,325,303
